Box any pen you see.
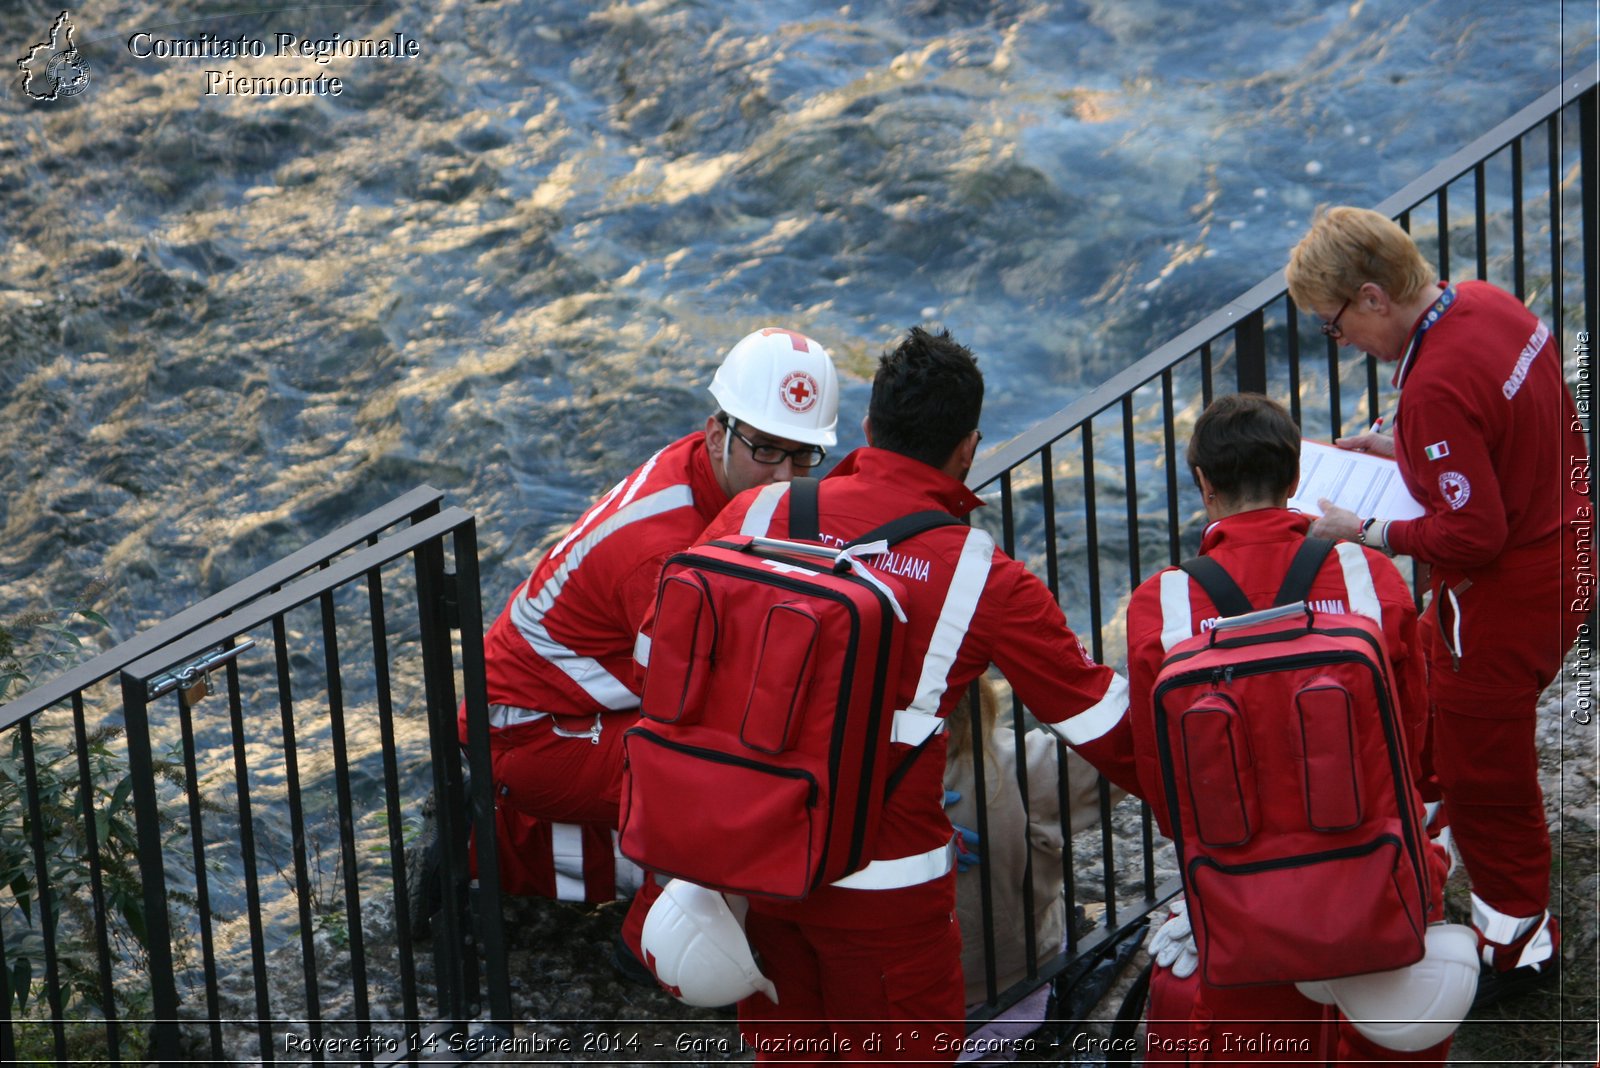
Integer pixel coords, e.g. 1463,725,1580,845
1369,415,1386,434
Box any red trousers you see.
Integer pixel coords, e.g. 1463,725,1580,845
1421,550,1582,924
1145,967,1450,1065
737,911,966,1063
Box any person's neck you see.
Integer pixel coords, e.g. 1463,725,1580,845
1206,498,1283,523
1397,283,1446,335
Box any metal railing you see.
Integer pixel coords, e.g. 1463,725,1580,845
0,487,509,1063
953,68,1598,1029
0,68,1590,1063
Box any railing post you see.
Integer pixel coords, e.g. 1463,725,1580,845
117,674,181,1062
1234,309,1267,395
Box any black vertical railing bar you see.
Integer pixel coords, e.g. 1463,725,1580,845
1059,734,1080,956
1234,309,1267,395
1474,161,1489,283
2,487,447,728
1199,342,1213,409
1122,395,1142,625
17,719,66,1062
174,684,224,1060
273,614,324,1061
317,588,375,1062
1549,114,1564,336
1081,420,1105,664
115,674,181,1063
69,690,119,1061
1040,445,1061,603
968,682,998,1006
447,519,513,1026
1006,693,1039,992
221,650,274,1065
1286,302,1303,427
1513,137,1528,301
412,533,472,1031
1324,330,1342,440
1366,355,1381,430
1161,371,1180,566
362,563,424,1054
998,470,1017,559
1437,183,1451,281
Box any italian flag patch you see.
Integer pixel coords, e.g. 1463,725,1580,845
1424,441,1450,461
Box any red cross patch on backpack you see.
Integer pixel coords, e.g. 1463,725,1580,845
1151,539,1432,987
618,480,976,901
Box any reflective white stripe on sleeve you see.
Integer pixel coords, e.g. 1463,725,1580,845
1333,542,1383,625
1044,672,1130,747
1158,570,1195,652
890,709,946,745
633,630,651,669
902,528,995,718
551,822,588,902
511,484,695,711
830,838,955,890
487,703,551,729
739,481,790,536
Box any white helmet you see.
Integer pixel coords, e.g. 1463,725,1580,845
1294,924,1479,1052
640,879,779,1008
709,328,839,446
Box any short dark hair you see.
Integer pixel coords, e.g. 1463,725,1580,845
1186,393,1301,504
868,327,983,468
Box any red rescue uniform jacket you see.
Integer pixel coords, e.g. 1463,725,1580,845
688,446,1142,929
468,432,729,740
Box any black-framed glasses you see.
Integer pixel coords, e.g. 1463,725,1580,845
722,420,826,467
1320,297,1353,340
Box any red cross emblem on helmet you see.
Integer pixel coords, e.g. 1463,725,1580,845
780,371,819,413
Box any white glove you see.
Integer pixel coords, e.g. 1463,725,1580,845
1147,899,1199,979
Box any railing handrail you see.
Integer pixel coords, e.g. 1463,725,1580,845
969,66,1600,493
1,485,444,726
119,505,473,685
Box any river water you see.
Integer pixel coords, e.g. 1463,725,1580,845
0,0,1595,1019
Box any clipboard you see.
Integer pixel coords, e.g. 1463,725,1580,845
1288,439,1426,520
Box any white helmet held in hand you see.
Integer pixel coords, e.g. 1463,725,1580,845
709,328,839,446
1295,923,1479,1052
640,879,779,1008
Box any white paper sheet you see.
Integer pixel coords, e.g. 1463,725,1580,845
1289,439,1426,520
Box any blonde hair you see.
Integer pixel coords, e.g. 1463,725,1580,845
1285,206,1438,311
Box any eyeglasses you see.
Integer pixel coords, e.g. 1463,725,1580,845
722,420,826,467
1320,297,1353,340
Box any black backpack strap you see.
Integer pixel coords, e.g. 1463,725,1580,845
848,510,965,549
1178,556,1253,619
1273,537,1336,606
787,477,820,542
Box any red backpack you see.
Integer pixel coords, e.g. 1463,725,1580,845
618,480,969,900
1151,539,1432,987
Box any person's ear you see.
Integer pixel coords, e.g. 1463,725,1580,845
861,415,873,446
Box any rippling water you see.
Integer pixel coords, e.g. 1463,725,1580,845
2,0,1592,631
0,0,1593,985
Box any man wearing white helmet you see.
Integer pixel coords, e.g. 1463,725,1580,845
461,328,840,954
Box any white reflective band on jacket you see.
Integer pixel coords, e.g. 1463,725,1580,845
831,837,956,890
1044,671,1130,747
509,481,695,712
1156,545,1382,654
487,703,550,729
